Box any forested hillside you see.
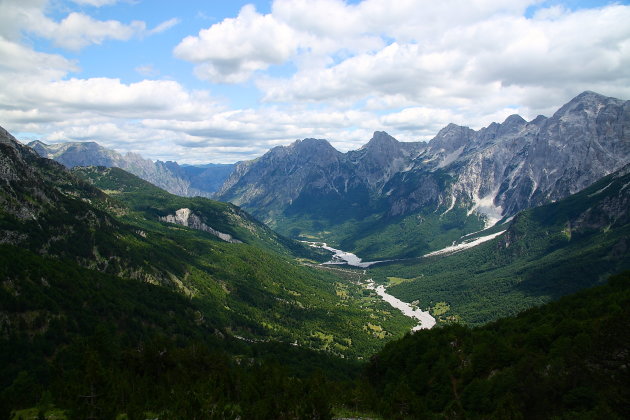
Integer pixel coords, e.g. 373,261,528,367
3,250,628,418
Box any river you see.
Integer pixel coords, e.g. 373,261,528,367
365,280,436,330
305,241,435,330
305,231,506,330
308,241,388,268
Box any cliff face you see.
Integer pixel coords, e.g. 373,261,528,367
490,91,630,218
160,208,242,243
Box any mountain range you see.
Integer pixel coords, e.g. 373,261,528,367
370,161,630,325
29,140,233,197
220,91,630,222
217,91,630,259
29,91,630,261
30,91,630,261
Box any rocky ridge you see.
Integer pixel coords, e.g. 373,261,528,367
29,140,234,197
217,91,630,231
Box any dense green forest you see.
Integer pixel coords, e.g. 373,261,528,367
65,166,416,355
0,137,416,360
0,246,359,419
357,270,630,419
72,166,316,259
3,254,628,418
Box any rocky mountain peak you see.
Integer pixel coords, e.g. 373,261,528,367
496,114,527,138
1,126,80,221
529,115,548,127
28,140,118,167
285,138,342,164
428,123,474,154
572,90,608,103
290,138,336,151
362,131,399,150
0,126,19,148
554,90,624,119
502,114,526,127
27,140,229,197
25,139,47,151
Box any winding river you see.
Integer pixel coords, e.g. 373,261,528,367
305,242,436,330
305,231,506,331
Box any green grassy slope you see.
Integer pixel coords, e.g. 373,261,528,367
66,166,415,354
73,166,320,259
0,135,416,417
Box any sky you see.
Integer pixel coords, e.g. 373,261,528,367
1,0,629,164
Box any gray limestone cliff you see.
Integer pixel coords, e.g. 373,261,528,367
159,208,242,243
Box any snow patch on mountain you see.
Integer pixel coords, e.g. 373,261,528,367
423,230,506,257
466,189,503,228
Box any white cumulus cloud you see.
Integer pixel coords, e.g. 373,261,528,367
0,0,177,51
256,1,630,128
2,0,630,164
39,12,146,50
174,4,298,83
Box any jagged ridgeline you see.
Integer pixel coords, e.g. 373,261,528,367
216,91,630,260
30,92,630,261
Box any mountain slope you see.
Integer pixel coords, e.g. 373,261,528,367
218,133,425,224
0,244,361,419
369,163,630,325
440,90,630,220
72,165,316,257
1,126,415,358
216,91,630,259
29,139,234,197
